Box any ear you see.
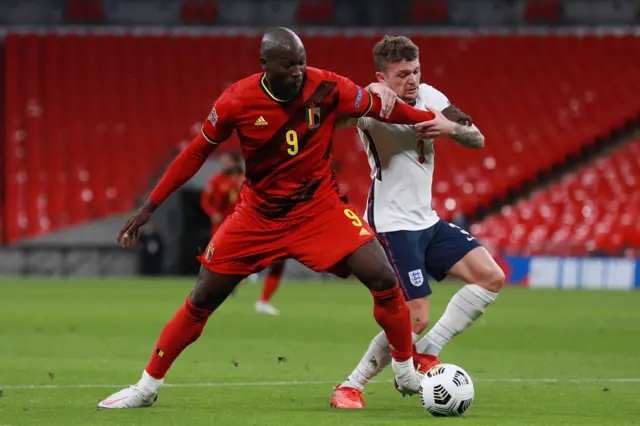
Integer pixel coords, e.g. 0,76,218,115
375,71,385,83
260,57,267,71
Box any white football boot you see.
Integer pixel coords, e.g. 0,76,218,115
392,357,423,395
255,301,279,316
98,371,162,409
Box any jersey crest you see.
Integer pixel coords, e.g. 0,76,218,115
306,106,321,129
408,269,424,287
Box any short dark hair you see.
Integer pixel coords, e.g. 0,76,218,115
373,35,419,72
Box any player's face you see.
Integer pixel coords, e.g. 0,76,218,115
263,47,307,99
377,59,421,103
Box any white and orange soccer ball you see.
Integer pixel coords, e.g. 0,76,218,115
419,363,475,417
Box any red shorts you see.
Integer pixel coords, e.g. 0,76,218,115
198,202,375,276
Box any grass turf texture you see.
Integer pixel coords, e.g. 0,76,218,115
1,278,639,425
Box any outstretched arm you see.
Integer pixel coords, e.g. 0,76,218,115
337,82,407,130
363,93,435,125
150,132,218,206
334,74,435,126
117,89,235,248
117,132,218,247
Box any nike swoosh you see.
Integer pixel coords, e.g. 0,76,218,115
466,237,474,241
101,396,128,406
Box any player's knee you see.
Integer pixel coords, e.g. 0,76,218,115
189,267,240,310
378,266,399,292
269,260,285,276
478,266,505,293
363,262,398,293
189,286,211,309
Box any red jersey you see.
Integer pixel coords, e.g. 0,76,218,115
200,67,374,219
200,172,242,220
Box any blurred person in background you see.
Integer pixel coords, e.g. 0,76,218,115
201,152,284,315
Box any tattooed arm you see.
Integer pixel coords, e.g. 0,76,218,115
450,123,485,149
414,105,485,149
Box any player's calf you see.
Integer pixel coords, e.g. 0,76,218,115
345,239,422,393
407,297,430,335
98,267,245,409
406,297,440,373
338,297,430,397
415,247,503,358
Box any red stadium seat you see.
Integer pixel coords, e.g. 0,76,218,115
410,0,448,24
297,0,333,24
473,139,640,255
181,0,217,24
201,1,217,23
180,0,199,23
3,33,640,245
66,0,104,23
525,0,561,23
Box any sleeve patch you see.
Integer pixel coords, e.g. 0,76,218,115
354,87,363,109
208,107,218,125
358,91,373,118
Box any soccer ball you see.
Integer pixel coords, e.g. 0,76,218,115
419,363,474,417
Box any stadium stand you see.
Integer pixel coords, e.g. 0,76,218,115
410,0,449,24
524,0,562,23
66,0,104,23
180,0,218,24
472,138,640,256
3,33,640,245
297,0,334,24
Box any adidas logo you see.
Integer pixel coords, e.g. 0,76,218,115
359,228,371,236
255,116,268,126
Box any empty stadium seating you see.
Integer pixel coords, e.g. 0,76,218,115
66,0,104,23
524,0,561,23
471,139,640,256
297,0,333,24
180,0,217,24
3,33,640,244
410,0,449,24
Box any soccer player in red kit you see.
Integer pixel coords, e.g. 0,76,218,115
201,152,284,315
98,27,437,409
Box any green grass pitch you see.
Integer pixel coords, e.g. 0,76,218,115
1,278,640,425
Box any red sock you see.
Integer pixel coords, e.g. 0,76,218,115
145,295,214,379
259,262,284,302
371,284,413,362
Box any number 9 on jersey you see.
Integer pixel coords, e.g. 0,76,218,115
286,130,298,155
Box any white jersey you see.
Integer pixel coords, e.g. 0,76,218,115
358,83,450,233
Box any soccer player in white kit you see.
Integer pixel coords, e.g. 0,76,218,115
330,35,506,409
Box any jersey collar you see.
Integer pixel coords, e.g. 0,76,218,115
260,73,306,104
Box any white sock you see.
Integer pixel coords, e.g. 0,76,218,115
140,370,164,393
415,284,498,357
342,332,420,391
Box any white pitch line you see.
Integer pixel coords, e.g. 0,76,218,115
3,378,640,390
